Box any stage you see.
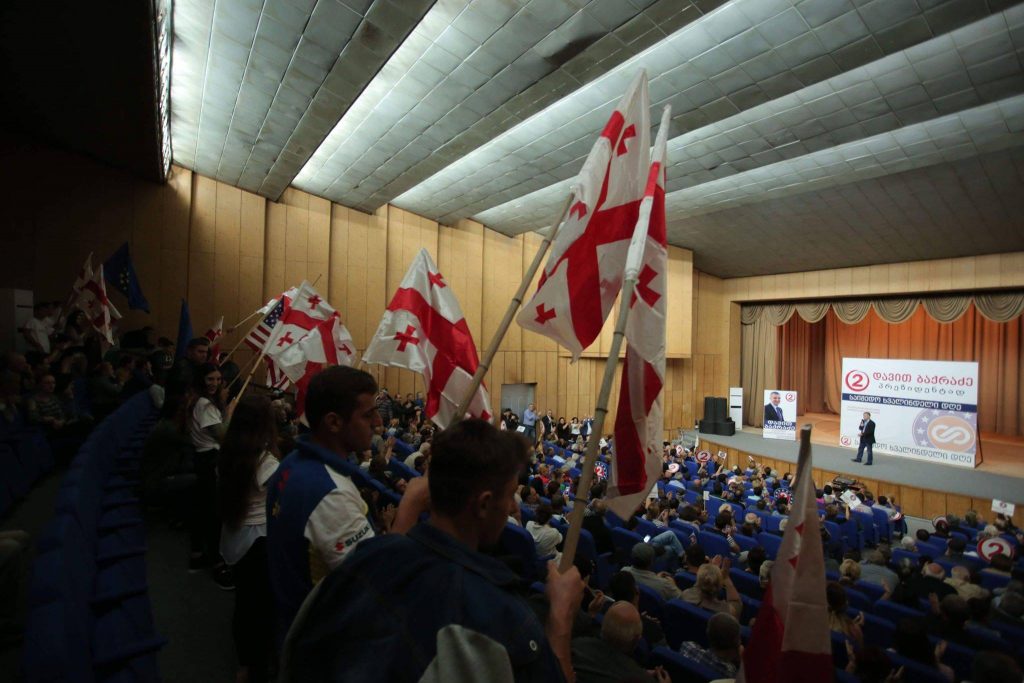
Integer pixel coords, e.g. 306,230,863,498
690,413,1024,515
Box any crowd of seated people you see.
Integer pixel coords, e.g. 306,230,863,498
2,308,178,654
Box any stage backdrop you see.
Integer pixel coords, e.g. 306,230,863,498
840,358,979,468
741,299,1023,437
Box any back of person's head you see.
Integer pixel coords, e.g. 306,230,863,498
990,553,1012,572
948,536,966,554
853,647,896,683
535,502,553,526
1000,590,1024,619
685,544,706,569
940,594,969,627
972,651,1023,683
923,563,946,580
826,581,849,613
696,563,723,596
916,529,931,542
706,612,741,652
893,617,933,664
305,366,378,430
964,510,979,527
429,419,529,518
840,558,861,582
950,565,971,582
601,601,643,653
550,496,565,514
714,512,731,530
609,570,638,604
865,549,885,566
746,546,767,574
759,560,773,587
218,394,279,529
630,542,655,570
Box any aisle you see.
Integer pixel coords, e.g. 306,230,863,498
145,514,236,682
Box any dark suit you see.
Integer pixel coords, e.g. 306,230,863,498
764,403,785,424
854,418,875,464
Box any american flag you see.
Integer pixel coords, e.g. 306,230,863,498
245,298,290,389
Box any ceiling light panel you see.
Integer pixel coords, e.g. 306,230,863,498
293,0,714,211
474,6,1024,235
395,0,1015,226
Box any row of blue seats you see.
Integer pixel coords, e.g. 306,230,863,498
0,420,54,518
21,392,164,683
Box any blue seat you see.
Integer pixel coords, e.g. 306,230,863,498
732,534,758,553
674,571,697,592
663,600,712,649
831,630,852,670
854,580,886,603
845,588,873,613
387,457,419,480
633,517,660,539
871,507,893,541
650,646,724,683
890,548,920,569
739,594,761,625
979,571,1011,592
756,532,782,559
696,531,734,559
762,515,786,534
611,527,646,563
851,609,895,649
499,523,543,581
636,583,666,622
886,651,955,683
729,568,763,599
874,599,923,624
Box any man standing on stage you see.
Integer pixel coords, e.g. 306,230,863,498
763,391,785,424
852,411,876,466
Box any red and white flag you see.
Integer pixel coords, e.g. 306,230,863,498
517,70,650,359
244,297,290,388
738,427,832,683
363,248,491,429
607,106,670,520
205,316,224,364
265,282,356,368
71,254,120,344
267,316,340,417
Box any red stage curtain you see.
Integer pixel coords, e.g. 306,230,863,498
779,303,1024,436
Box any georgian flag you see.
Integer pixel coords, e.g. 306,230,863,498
264,281,356,367
71,254,121,344
363,248,491,429
205,316,224,364
738,428,832,683
267,315,340,417
517,70,650,360
607,106,670,520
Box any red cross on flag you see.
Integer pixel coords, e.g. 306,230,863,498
266,316,341,417
738,428,832,683
517,70,650,359
607,105,670,520
71,254,121,344
264,281,357,368
205,316,224,364
363,248,491,429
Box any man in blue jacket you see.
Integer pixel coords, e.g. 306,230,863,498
266,366,383,645
279,419,584,682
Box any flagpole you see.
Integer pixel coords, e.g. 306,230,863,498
560,105,671,573
220,315,265,367
451,192,575,420
226,307,262,335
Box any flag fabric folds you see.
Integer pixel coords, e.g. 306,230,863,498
517,70,650,360
607,106,670,520
103,242,150,313
175,299,193,360
71,254,120,344
267,316,340,417
738,429,833,683
363,248,491,429
265,282,357,368
205,316,224,364
245,298,289,388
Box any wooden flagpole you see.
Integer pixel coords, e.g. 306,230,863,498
220,315,265,367
226,307,262,335
451,192,575,420
559,105,671,572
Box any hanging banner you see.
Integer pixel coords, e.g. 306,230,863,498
762,389,798,440
839,358,979,468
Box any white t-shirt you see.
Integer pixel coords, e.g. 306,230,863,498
190,397,223,452
304,468,375,577
220,451,279,565
24,318,50,353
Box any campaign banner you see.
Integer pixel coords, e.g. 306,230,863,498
839,358,979,468
763,389,797,440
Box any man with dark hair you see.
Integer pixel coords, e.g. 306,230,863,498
279,419,583,682
677,612,742,679
266,366,383,644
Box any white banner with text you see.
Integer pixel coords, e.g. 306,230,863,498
839,358,979,468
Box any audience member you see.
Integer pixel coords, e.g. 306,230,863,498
680,561,741,619
624,543,682,602
266,366,383,645
527,502,563,562
278,419,583,682
572,601,667,683
676,612,742,679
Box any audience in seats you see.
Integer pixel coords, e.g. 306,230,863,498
527,502,563,562
681,561,742,620
624,542,683,602
572,601,668,683
676,612,743,679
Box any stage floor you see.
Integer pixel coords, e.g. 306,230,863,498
693,413,1024,503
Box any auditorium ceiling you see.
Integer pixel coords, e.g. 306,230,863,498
168,0,1024,277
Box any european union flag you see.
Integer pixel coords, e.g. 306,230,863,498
104,242,150,313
